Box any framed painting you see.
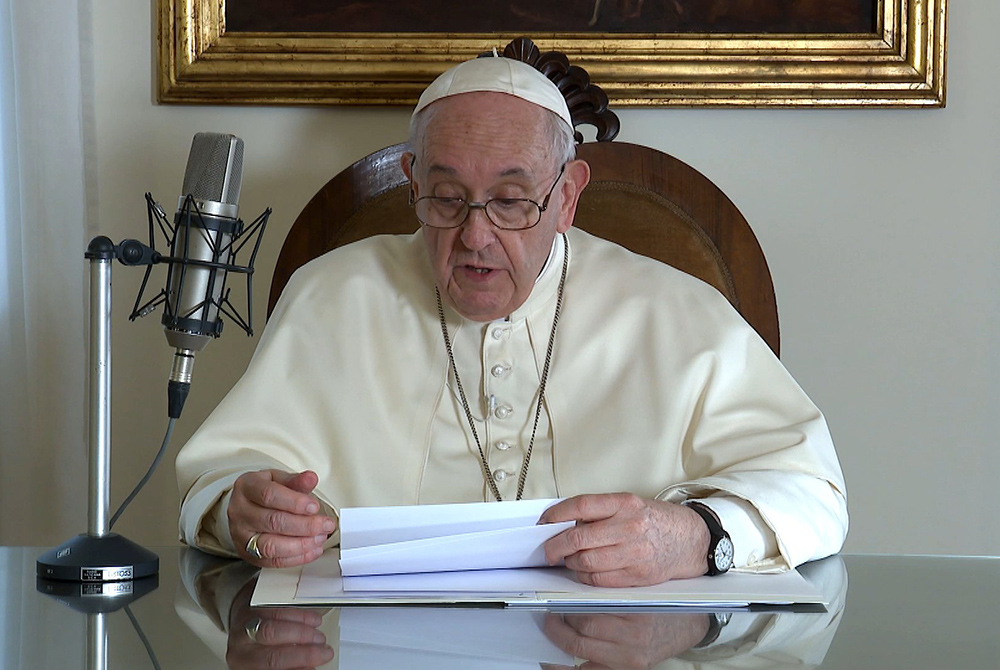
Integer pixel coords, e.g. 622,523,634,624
157,0,947,107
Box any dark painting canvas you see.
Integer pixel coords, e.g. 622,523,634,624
227,0,877,35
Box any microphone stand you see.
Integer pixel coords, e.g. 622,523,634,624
88,611,108,670
37,187,266,590
36,236,159,585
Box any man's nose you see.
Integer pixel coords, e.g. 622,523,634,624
459,206,496,251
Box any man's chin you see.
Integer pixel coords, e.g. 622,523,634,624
452,303,508,323
439,276,511,320
446,291,513,323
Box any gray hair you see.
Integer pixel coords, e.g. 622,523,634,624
408,104,577,170
546,110,578,167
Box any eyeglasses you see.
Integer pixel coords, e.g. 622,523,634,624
409,164,565,231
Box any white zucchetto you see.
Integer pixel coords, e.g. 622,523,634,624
412,54,573,129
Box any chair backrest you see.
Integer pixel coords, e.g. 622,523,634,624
268,39,779,356
574,141,779,355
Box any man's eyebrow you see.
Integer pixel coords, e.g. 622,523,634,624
499,167,532,178
425,164,457,176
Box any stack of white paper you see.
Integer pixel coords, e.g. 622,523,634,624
339,498,573,577
251,549,827,608
250,499,828,609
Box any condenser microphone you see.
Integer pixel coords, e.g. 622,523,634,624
162,132,245,418
117,131,268,419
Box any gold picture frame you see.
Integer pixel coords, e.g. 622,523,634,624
157,0,947,107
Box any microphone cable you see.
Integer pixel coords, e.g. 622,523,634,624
108,417,177,531
125,604,163,670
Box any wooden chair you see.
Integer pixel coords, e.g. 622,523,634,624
268,39,780,356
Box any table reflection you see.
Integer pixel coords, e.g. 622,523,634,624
227,578,334,669
176,549,847,670
540,611,709,668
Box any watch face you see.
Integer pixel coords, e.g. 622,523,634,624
714,537,735,572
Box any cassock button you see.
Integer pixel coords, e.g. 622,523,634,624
491,363,510,378
492,469,510,483
494,404,513,420
495,440,512,451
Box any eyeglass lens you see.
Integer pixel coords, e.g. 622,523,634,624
415,198,540,229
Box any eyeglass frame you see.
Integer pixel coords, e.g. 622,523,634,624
407,161,567,231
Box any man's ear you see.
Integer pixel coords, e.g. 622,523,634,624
555,158,592,234
400,152,414,180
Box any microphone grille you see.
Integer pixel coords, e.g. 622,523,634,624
181,132,245,206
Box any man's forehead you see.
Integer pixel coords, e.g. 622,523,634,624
416,94,555,177
421,161,535,181
424,89,549,124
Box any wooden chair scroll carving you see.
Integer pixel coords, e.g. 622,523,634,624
269,38,779,356
494,37,620,143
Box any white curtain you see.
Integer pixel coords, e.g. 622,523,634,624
0,1,94,545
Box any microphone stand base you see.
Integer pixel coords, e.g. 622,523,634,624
35,574,159,614
36,533,159,583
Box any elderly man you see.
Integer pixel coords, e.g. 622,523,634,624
176,55,847,587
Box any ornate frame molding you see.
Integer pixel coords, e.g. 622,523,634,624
158,0,947,107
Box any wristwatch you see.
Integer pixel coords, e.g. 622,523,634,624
684,501,734,576
695,611,733,648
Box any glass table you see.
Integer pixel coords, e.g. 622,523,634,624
1,546,997,668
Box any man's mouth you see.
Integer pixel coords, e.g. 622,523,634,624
462,264,494,275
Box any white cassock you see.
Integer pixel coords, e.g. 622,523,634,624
175,227,848,571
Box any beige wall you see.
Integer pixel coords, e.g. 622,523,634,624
26,2,995,554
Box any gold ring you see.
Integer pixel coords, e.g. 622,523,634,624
244,617,262,643
245,532,264,561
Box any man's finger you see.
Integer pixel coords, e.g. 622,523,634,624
257,644,335,670
273,469,320,496
253,532,328,563
542,614,620,665
265,548,326,570
253,607,325,628
543,517,623,566
538,493,636,525
543,613,596,660
255,545,326,570
561,543,634,575
253,507,334,538
243,474,321,516
248,618,327,646
559,613,635,642
229,643,334,670
575,567,640,588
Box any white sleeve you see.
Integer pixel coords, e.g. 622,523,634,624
177,471,246,557
696,496,777,572
661,468,848,571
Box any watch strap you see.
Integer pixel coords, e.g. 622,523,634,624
694,611,733,649
684,501,733,576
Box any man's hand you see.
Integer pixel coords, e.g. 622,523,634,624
229,469,337,568
539,493,710,587
541,612,710,669
227,577,334,669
